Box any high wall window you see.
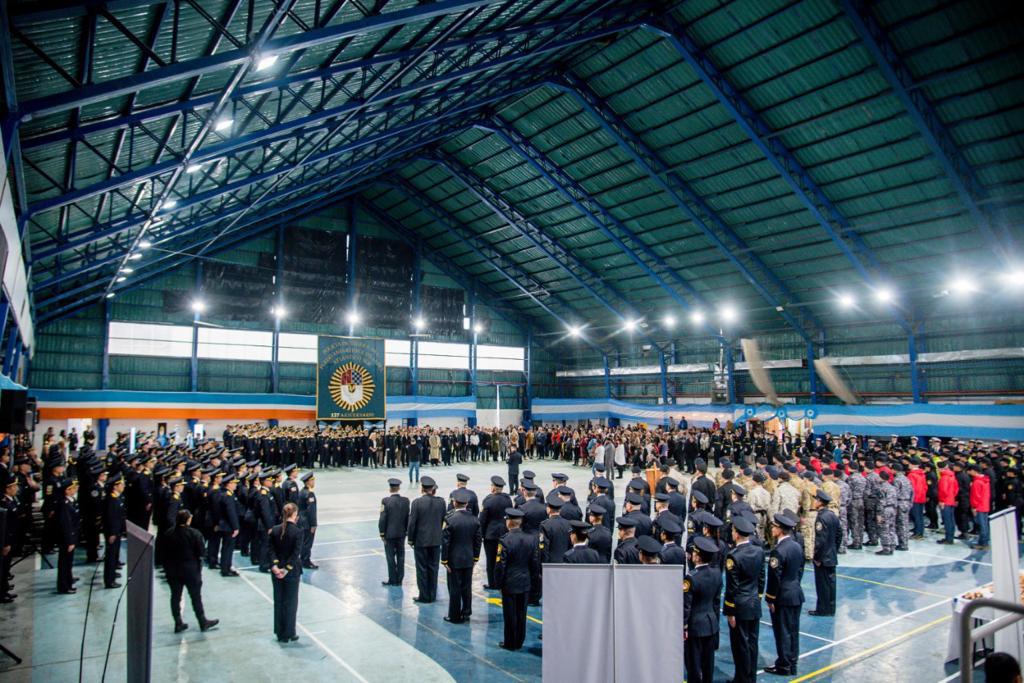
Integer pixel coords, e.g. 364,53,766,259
278,333,317,363
108,322,193,358
477,344,525,372
417,341,469,370
197,328,273,361
385,339,411,368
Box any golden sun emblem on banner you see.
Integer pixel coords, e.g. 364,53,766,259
328,362,375,411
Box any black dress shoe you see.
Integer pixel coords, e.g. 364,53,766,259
221,570,240,577
174,622,189,633
763,666,792,675
59,588,78,594
288,635,299,642
498,641,519,651
863,542,879,547
443,617,463,624
105,582,121,589
303,562,319,569
0,595,14,604
875,549,893,555
412,596,425,603
382,581,394,586
201,619,219,631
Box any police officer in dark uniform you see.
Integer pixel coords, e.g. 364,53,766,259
217,474,241,576
496,508,537,651
379,478,410,586
589,478,616,531
440,489,482,624
724,516,765,683
614,516,641,564
269,502,303,643
282,465,299,504
447,474,480,517
658,516,686,565
297,472,318,569
102,474,126,589
539,496,573,564
254,471,277,573
479,475,512,589
810,489,841,617
408,476,445,603
562,520,600,563
764,512,805,676
57,479,81,594
507,444,522,491
165,509,219,633
586,505,612,563
685,535,722,683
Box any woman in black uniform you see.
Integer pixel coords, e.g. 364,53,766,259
269,502,303,642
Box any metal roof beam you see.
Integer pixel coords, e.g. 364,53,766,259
840,0,1014,255
19,8,642,150
548,76,824,344
16,0,511,120
358,198,530,340
648,17,913,334
430,152,669,354
379,180,608,356
477,118,726,343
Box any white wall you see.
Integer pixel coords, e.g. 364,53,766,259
476,409,523,428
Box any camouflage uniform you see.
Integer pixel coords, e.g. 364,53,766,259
747,483,772,543
846,473,866,549
878,480,898,552
864,470,883,545
835,476,851,552
797,477,816,560
893,472,913,550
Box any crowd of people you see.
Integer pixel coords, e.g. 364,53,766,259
1,421,1022,679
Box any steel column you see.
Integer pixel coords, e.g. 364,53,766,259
808,342,817,404
725,343,736,406
101,297,111,389
272,221,284,393
190,260,202,392
98,418,109,450
347,199,358,336
468,287,478,428
524,325,533,428
2,318,18,376
411,238,422,406
660,351,669,424
909,331,925,403
603,354,612,400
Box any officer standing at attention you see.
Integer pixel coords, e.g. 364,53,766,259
379,478,410,586
269,502,303,643
496,508,537,651
810,489,841,616
440,489,482,624
297,472,318,569
408,476,445,603
57,480,81,594
217,474,241,576
103,474,126,589
562,520,600,563
685,536,722,683
724,516,765,683
658,516,686,565
165,510,219,633
507,444,523,491
614,516,641,564
479,475,512,589
764,512,805,676
448,474,480,517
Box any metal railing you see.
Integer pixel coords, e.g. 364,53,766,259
959,597,1024,683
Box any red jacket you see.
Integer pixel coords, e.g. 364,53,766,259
970,475,991,513
907,468,928,504
938,469,959,506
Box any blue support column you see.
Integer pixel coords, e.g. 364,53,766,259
660,352,670,427
268,419,279,428
347,199,357,336
524,326,533,428
909,332,926,404
2,320,18,376
0,302,10,364
808,342,818,404
191,261,202,392
10,342,21,379
409,239,422,427
98,418,109,450
725,343,737,406
102,298,112,389
272,222,284,393
468,288,478,428
603,354,612,399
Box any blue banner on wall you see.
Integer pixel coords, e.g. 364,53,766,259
316,336,386,421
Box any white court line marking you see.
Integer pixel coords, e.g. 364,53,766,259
760,620,834,643
907,549,993,566
756,597,952,675
237,571,370,683
319,518,379,526
315,552,381,562
316,537,380,547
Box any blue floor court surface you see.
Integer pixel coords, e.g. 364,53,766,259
0,461,1016,682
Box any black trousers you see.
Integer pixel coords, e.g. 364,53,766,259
206,530,221,567
168,573,206,624
253,528,268,570
446,567,473,621
83,517,100,562
219,532,236,573
528,564,542,604
501,590,527,649
508,467,519,491
685,633,716,683
104,537,121,587
301,527,315,564
483,539,499,586
729,618,760,683
272,573,300,640
413,545,440,601
0,552,11,596
384,538,405,585
771,604,801,673
57,545,75,592
814,564,836,615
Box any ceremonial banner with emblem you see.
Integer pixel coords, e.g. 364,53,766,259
316,336,386,421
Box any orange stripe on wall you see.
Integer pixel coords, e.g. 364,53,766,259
39,407,316,420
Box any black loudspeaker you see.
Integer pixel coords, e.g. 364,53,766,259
25,396,38,427
0,389,29,433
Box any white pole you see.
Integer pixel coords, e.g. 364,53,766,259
495,385,500,428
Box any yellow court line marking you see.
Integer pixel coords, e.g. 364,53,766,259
835,573,946,598
479,595,544,625
789,614,951,683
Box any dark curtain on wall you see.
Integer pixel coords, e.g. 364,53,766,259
273,227,348,324
163,261,274,321
421,285,464,335
356,235,413,328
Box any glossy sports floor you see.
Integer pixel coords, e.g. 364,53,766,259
0,461,1016,682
